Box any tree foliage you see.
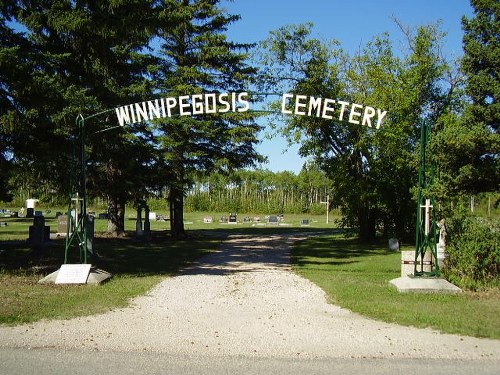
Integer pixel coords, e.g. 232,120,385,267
0,0,263,238
184,164,332,215
431,0,499,200
152,0,263,238
258,23,454,241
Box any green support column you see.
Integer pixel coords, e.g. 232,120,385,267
64,114,89,264
414,120,439,277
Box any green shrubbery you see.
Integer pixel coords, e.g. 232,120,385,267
443,213,499,290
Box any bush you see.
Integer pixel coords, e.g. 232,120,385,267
443,213,499,290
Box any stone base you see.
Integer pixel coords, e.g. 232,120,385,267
389,276,462,294
38,266,112,285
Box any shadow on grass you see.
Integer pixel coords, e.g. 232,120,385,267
0,227,337,278
292,235,396,268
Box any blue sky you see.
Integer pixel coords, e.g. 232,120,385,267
221,0,474,173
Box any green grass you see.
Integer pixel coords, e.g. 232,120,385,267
0,229,221,325
292,234,500,339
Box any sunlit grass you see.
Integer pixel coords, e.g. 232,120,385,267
292,235,500,339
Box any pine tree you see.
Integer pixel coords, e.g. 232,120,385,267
153,0,262,238
6,1,157,233
462,0,499,132
458,0,499,193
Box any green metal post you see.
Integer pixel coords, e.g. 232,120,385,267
414,120,439,277
64,114,89,264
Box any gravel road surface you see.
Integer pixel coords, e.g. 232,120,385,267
0,233,499,361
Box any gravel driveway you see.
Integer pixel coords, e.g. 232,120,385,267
0,233,499,360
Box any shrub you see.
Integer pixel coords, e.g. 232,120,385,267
443,213,499,290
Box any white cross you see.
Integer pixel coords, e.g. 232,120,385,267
71,193,84,226
421,198,433,235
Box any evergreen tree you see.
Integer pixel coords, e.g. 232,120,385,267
153,0,262,238
5,1,156,233
457,0,499,193
463,0,499,133
0,2,27,201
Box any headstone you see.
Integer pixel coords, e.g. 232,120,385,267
300,219,310,226
228,213,237,224
29,215,50,252
203,216,213,223
268,215,279,225
148,212,157,221
135,207,143,238
57,214,70,234
388,238,400,251
25,199,39,218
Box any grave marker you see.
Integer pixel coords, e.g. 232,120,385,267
55,264,91,284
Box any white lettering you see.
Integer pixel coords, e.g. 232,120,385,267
362,106,376,127
308,96,322,116
160,98,166,118
148,100,161,120
376,109,387,129
232,92,237,112
179,95,191,116
129,104,136,123
115,106,131,126
321,98,336,120
237,92,250,112
337,100,349,121
114,92,388,130
165,97,177,117
218,93,230,113
294,95,307,115
349,103,363,125
135,102,148,122
281,93,293,114
192,94,204,115
204,93,217,114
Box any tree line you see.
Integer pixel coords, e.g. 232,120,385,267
1,0,498,247
183,166,333,215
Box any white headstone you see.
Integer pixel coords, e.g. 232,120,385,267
388,238,399,251
55,264,91,284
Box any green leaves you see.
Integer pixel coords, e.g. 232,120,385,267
258,21,454,240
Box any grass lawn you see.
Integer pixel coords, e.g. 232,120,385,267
292,234,500,340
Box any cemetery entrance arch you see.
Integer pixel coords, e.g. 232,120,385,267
65,92,438,276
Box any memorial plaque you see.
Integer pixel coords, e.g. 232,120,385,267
55,264,91,284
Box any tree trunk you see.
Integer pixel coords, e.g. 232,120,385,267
169,185,185,239
358,203,377,242
107,196,125,236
